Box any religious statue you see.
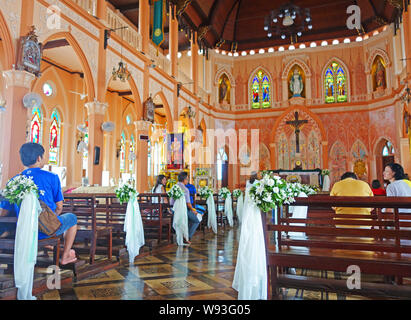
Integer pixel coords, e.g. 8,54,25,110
218,74,230,104
289,68,304,98
286,111,308,154
375,59,386,90
171,137,182,164
50,127,58,148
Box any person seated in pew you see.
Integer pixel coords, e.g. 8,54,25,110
383,163,411,213
330,172,374,216
152,175,173,215
371,179,386,196
170,172,203,244
185,177,206,216
0,143,78,265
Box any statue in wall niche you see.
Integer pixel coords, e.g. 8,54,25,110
289,68,304,98
375,59,386,90
218,74,231,104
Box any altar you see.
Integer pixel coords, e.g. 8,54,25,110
269,169,323,187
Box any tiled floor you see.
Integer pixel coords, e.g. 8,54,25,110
37,226,408,300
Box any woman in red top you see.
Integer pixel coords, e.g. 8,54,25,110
371,179,386,196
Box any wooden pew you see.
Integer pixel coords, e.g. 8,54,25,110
62,194,112,265
263,196,411,300
0,215,60,275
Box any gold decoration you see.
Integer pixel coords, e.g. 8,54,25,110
354,159,367,179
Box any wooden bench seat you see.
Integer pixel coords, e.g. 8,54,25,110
263,196,411,300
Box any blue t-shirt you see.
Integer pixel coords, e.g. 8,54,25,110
0,168,64,239
186,183,196,205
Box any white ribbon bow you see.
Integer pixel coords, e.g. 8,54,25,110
172,197,189,245
124,194,145,263
206,195,217,234
224,194,234,227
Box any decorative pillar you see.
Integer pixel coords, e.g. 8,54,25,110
134,120,151,192
96,0,107,21
139,0,150,54
321,141,328,169
191,32,199,95
169,3,179,78
0,70,36,187
97,0,107,102
85,100,108,185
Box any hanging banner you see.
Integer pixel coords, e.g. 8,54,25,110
152,0,165,48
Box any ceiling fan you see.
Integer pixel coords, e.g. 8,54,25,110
69,90,88,100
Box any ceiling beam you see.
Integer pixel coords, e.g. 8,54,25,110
43,39,70,50
219,0,241,41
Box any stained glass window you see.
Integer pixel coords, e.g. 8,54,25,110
325,62,347,103
49,109,61,165
382,141,394,156
43,83,53,97
30,106,42,144
129,134,135,173
250,70,271,109
120,131,126,173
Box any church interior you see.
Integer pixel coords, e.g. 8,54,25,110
1,0,411,302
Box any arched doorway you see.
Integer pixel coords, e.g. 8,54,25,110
217,147,228,188
375,138,395,183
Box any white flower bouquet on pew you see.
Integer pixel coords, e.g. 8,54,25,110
115,183,137,205
249,173,293,212
321,169,330,176
233,189,243,198
167,184,184,200
218,187,231,199
1,175,44,206
198,186,213,200
286,182,317,197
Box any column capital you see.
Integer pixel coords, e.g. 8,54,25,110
134,120,152,132
85,100,108,116
2,70,36,89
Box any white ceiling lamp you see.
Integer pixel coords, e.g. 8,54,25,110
332,39,339,45
249,50,255,55
356,36,363,42
282,13,294,26
187,50,192,57
321,40,328,46
289,45,295,50
241,51,247,56
228,52,233,56
343,38,351,43
234,52,239,57
268,47,274,53
310,42,317,47
373,30,379,36
299,44,306,49
177,52,182,58
363,34,369,40
166,53,170,60
101,122,115,132
278,46,285,52
215,49,220,53
222,50,226,55
259,49,265,54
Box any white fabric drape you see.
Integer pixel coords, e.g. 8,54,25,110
224,194,234,227
124,194,145,263
206,195,217,234
288,192,308,238
232,180,267,300
172,197,189,245
322,175,330,192
14,192,41,300
236,194,244,225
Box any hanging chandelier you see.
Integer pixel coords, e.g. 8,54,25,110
112,60,130,82
264,1,312,43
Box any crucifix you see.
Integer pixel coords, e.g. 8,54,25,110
286,111,308,153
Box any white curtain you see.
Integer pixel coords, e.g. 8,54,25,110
288,192,308,238
14,192,41,300
206,195,217,234
236,193,244,225
172,197,189,245
322,175,330,192
224,194,234,227
232,180,267,300
124,194,145,263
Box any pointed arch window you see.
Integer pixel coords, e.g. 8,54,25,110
120,131,126,173
382,141,394,156
82,119,89,173
250,70,271,109
217,147,228,181
324,62,347,104
49,109,61,165
30,106,43,144
129,134,135,173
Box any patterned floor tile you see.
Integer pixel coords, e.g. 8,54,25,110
144,276,214,295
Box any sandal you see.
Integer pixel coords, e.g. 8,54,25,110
60,256,78,265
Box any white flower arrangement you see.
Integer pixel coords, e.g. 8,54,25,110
249,173,293,212
198,186,214,200
115,183,138,205
321,169,330,176
1,175,43,206
233,189,242,198
167,184,184,200
286,182,317,197
218,187,231,199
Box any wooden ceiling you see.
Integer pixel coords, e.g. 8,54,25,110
107,0,408,52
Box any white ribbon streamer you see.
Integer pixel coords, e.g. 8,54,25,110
236,193,244,225
322,175,330,192
172,197,189,246
224,194,234,227
124,194,145,263
14,192,41,300
232,180,267,300
288,192,308,238
206,195,217,234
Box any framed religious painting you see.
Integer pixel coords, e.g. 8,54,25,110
167,133,184,170
16,26,42,77
143,96,155,123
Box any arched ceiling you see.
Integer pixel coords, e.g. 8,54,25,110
107,0,408,52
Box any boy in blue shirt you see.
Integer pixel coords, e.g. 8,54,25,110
0,143,78,265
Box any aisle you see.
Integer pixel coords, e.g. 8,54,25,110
40,228,240,300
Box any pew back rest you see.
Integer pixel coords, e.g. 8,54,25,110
62,194,97,231
267,196,411,256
